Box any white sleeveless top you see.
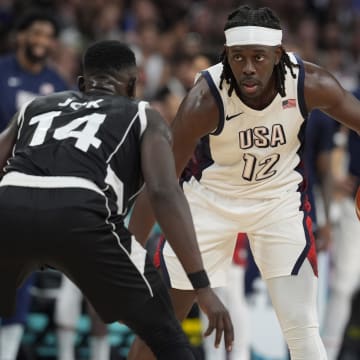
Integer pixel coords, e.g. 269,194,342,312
186,52,308,200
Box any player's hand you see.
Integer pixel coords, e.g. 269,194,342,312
195,287,234,351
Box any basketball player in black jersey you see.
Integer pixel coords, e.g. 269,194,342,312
0,40,233,360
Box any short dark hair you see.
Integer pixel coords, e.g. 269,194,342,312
220,5,297,98
15,9,60,37
83,40,136,76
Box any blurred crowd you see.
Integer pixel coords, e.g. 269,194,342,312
1,0,360,100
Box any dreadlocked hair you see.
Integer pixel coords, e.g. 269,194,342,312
219,5,297,98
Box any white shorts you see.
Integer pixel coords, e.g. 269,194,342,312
162,178,317,289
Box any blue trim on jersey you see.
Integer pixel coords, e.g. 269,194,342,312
291,200,311,275
293,54,308,120
180,135,214,183
201,70,224,135
292,117,312,275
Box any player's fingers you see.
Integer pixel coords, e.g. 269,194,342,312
213,316,224,349
204,315,215,338
223,313,234,351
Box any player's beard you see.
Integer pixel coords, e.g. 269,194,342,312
24,43,49,64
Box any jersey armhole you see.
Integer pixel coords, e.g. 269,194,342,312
293,54,308,120
138,101,149,137
201,70,225,136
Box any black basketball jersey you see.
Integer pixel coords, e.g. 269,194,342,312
5,90,148,216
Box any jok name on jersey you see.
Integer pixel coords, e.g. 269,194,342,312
239,124,286,149
58,98,104,110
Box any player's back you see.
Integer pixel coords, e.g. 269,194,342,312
6,90,147,215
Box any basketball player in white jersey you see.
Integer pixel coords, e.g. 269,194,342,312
128,5,360,360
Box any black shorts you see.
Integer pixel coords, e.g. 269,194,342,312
0,183,189,354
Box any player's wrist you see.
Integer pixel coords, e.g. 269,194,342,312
187,270,210,289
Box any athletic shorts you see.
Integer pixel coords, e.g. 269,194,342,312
0,172,189,352
161,177,317,289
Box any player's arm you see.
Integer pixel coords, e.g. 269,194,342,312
171,75,219,176
141,107,233,349
304,62,360,134
141,106,208,273
0,114,18,177
128,77,219,245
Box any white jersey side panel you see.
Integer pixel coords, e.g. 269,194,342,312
195,53,307,199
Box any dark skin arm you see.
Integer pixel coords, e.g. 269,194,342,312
303,62,360,248
304,62,360,133
128,77,218,244
141,107,233,349
0,114,19,176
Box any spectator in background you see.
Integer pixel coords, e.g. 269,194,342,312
0,9,68,131
0,9,68,360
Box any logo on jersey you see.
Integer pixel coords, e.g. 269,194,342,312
282,99,296,109
226,111,243,121
238,124,286,149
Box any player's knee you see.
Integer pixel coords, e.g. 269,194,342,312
279,305,318,333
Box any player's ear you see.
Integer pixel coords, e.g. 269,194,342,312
77,76,85,92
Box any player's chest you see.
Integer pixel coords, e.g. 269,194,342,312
211,107,304,160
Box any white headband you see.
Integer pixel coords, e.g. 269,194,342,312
225,26,282,46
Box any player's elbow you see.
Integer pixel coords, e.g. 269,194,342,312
147,183,181,206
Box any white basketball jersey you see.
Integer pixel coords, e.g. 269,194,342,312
188,52,308,199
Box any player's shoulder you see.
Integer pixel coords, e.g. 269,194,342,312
302,59,345,111
302,60,334,87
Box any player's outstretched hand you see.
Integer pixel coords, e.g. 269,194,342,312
196,287,234,352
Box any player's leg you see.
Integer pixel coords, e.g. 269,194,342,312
127,288,196,360
45,189,198,359
265,260,327,359
0,274,37,360
200,266,249,360
321,197,360,360
54,275,82,360
0,186,41,360
200,286,227,360
86,300,111,360
129,180,240,360
226,264,250,360
248,195,327,359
